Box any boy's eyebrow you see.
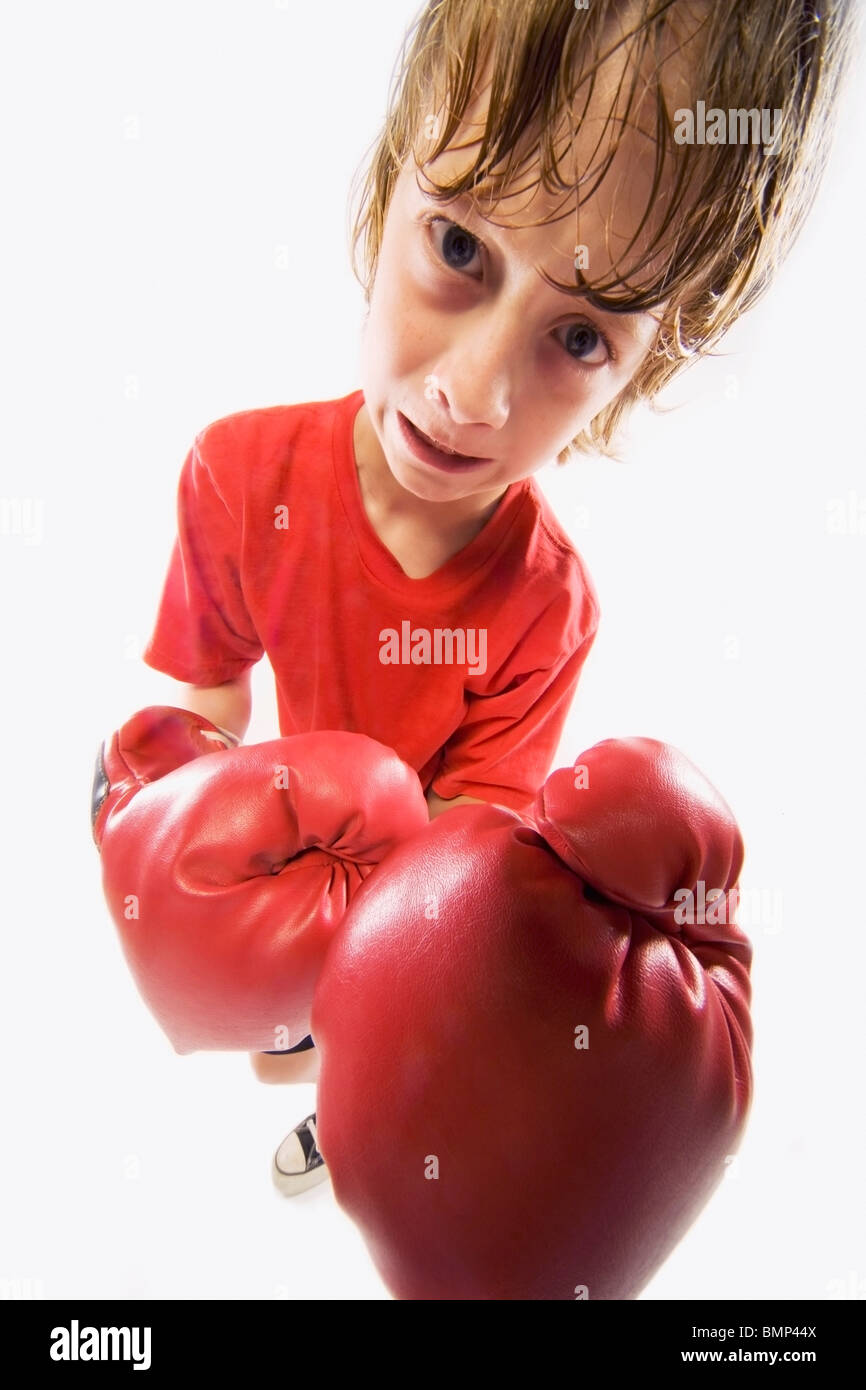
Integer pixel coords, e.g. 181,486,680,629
423,187,654,326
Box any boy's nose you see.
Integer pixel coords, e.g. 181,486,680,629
431,314,516,431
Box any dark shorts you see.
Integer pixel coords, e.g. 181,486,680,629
263,1034,315,1055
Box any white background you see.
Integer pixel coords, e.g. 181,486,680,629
1,0,863,1301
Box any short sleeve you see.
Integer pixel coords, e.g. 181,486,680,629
431,608,599,813
142,433,264,685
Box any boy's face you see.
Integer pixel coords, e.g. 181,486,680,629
357,63,671,511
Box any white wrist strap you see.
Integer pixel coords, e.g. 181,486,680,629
200,723,241,749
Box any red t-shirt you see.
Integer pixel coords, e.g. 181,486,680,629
143,388,600,811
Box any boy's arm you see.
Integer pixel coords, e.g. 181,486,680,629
425,788,488,821
172,669,253,744
428,621,598,816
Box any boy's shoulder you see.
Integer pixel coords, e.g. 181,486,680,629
516,477,600,623
186,391,356,508
192,391,351,460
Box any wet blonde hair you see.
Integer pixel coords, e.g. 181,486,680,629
349,0,856,459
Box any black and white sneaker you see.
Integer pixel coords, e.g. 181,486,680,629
272,1112,329,1196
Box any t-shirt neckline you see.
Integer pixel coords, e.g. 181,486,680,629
333,388,528,597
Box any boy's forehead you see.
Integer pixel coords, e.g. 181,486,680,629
404,117,671,311
404,5,704,308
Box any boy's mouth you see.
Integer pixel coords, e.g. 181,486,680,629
398,412,491,470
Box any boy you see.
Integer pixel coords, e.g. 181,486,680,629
139,0,853,1193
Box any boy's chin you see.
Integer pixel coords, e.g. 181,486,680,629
391,461,498,507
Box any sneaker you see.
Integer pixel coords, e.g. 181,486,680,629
272,1112,329,1196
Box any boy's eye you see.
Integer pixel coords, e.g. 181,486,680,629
424,214,614,368
428,216,482,273
559,322,610,366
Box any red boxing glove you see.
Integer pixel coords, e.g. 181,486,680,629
92,706,429,1054
312,737,753,1301
91,706,239,851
